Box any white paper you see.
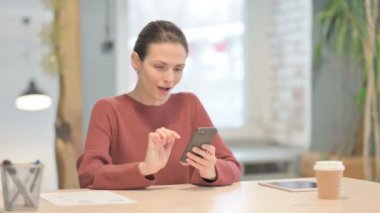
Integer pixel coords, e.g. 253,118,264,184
41,191,136,206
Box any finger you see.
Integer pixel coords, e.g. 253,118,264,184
163,128,181,141
158,128,180,142
180,161,190,166
164,138,175,151
201,144,215,155
148,135,164,153
187,148,216,169
185,156,206,170
149,132,159,143
149,132,163,146
187,151,209,166
192,146,210,159
169,129,181,139
156,128,169,141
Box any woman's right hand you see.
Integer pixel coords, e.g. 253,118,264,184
139,127,181,176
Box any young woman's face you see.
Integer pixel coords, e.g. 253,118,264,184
132,42,187,105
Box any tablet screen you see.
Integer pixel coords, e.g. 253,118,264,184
258,180,317,192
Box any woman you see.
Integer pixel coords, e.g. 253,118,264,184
76,20,242,189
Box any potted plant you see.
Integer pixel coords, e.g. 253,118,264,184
312,0,380,181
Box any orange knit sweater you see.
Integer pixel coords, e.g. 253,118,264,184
76,92,242,189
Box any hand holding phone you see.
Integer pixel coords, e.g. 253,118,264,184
180,127,217,163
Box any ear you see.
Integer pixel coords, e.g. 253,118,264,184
131,52,141,71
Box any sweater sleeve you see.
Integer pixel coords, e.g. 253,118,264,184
76,99,155,189
188,94,243,186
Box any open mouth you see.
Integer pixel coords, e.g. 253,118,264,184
158,86,171,91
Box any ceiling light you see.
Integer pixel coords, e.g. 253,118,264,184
15,80,52,111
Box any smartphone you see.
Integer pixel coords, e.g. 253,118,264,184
180,127,218,163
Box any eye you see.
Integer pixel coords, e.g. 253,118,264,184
174,68,183,72
154,65,165,71
174,65,185,72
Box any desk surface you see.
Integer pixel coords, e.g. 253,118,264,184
2,178,380,213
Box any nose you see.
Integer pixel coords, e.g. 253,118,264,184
163,69,175,83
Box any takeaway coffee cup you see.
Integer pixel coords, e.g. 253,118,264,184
313,161,345,199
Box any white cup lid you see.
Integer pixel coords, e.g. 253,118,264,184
313,160,345,171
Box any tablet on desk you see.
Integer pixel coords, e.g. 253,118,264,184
258,180,317,192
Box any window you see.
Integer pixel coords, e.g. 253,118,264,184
115,0,312,147
123,0,245,130
117,0,245,133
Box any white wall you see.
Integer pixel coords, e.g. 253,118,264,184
0,0,58,191
242,0,312,148
243,0,273,142
80,0,117,136
266,0,312,148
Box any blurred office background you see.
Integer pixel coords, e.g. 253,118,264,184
0,0,361,190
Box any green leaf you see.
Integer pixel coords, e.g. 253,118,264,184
337,17,348,56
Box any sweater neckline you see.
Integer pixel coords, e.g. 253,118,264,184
123,93,174,108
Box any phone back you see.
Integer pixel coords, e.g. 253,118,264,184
180,127,217,162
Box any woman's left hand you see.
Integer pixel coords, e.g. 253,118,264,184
183,144,217,180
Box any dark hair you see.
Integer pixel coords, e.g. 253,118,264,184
133,20,188,61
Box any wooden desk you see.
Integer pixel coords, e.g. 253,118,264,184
2,178,380,213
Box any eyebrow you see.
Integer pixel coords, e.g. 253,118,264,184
153,60,185,67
